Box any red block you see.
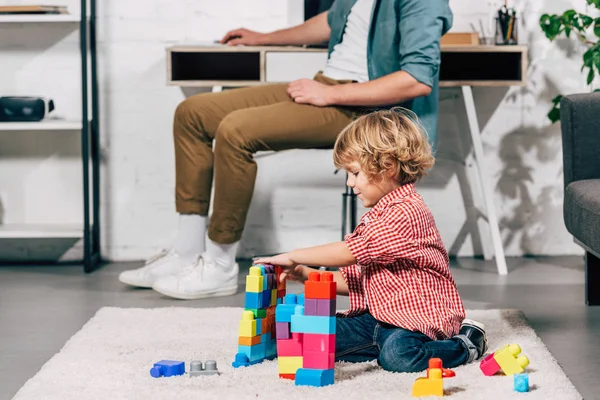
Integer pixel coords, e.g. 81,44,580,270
305,272,336,299
279,374,295,380
303,350,335,369
480,353,501,376
303,333,336,353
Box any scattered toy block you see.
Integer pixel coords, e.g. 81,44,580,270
493,344,530,376
427,358,455,378
189,360,220,377
295,368,335,387
480,353,501,376
150,360,185,378
412,367,443,397
514,373,529,392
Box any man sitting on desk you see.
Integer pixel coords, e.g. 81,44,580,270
118,0,453,299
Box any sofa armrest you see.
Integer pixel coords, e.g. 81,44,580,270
561,93,600,188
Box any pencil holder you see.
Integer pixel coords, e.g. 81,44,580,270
495,16,518,45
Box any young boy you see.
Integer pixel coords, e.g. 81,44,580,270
254,109,487,373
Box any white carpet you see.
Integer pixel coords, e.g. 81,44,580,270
13,307,581,400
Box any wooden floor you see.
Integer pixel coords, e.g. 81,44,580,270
1,256,598,399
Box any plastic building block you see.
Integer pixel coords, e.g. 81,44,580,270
238,310,257,337
245,291,263,309
493,344,530,376
150,360,185,378
232,353,249,368
291,314,336,334
303,333,335,353
303,350,335,369
297,293,305,306
514,373,529,392
279,373,296,380
412,367,443,397
277,332,303,356
305,272,336,299
278,356,303,374
304,298,318,315
295,368,335,387
316,298,336,316
276,322,291,339
189,360,220,377
238,343,266,363
238,335,261,346
246,308,267,319
480,353,501,376
246,267,264,293
427,358,455,378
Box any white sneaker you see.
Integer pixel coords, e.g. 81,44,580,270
152,253,239,300
118,250,190,288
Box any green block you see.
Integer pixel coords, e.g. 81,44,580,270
245,308,266,318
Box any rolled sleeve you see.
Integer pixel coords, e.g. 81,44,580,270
398,0,453,88
338,264,367,316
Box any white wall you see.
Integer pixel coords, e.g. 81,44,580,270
0,0,592,261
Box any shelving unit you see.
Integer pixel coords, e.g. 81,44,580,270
0,0,100,272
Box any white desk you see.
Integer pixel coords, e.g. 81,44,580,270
166,44,529,276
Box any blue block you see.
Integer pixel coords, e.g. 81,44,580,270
245,291,262,309
514,373,529,392
150,360,185,378
295,368,335,387
232,353,249,368
276,303,297,323
237,344,265,363
294,305,305,316
291,315,336,334
261,333,268,343
262,289,272,307
284,293,298,304
297,293,305,306
277,297,283,305
266,339,278,359
255,318,262,335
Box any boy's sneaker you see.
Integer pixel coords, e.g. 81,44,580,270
118,250,189,288
152,253,239,300
459,318,488,359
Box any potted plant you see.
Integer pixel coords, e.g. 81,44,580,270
540,1,600,122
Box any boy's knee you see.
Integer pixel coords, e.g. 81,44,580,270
378,347,428,373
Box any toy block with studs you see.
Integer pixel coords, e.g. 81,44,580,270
305,271,336,299
480,344,530,376
233,264,285,368
412,359,454,397
150,360,185,378
514,373,529,392
189,360,220,377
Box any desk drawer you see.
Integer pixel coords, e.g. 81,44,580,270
265,52,328,82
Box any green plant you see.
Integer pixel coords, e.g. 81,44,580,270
540,1,600,122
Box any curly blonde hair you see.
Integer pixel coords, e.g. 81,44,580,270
333,108,434,185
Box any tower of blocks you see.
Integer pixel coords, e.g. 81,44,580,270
275,271,337,387
232,264,286,368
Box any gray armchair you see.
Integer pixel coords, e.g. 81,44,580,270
561,93,600,305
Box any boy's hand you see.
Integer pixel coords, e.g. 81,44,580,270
253,253,307,283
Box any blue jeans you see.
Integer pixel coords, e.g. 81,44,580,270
335,313,470,373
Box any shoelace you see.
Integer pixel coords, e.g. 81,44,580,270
144,249,170,265
176,254,205,282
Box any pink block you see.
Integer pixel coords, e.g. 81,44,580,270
317,299,336,316
276,322,290,339
480,353,501,376
303,333,336,353
277,337,303,356
303,350,335,369
304,298,318,316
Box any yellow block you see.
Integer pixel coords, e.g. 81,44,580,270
278,356,303,374
493,344,529,376
238,310,257,337
271,289,277,306
245,266,264,293
412,368,443,397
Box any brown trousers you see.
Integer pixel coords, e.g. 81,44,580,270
174,73,357,244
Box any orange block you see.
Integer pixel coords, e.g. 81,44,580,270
305,272,336,299
238,335,261,346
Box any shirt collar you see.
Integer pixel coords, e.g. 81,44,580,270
370,182,416,213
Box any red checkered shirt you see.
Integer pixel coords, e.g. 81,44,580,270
339,183,465,340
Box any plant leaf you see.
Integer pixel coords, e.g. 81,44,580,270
587,67,595,84
548,106,561,123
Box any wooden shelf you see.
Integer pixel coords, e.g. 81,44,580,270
0,224,82,239
0,14,79,23
0,120,82,131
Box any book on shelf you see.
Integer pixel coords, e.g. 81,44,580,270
0,5,68,14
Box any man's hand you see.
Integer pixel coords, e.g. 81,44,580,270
253,254,308,283
287,78,334,106
220,28,267,46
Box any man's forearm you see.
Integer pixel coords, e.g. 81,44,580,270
263,11,330,45
327,70,432,106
